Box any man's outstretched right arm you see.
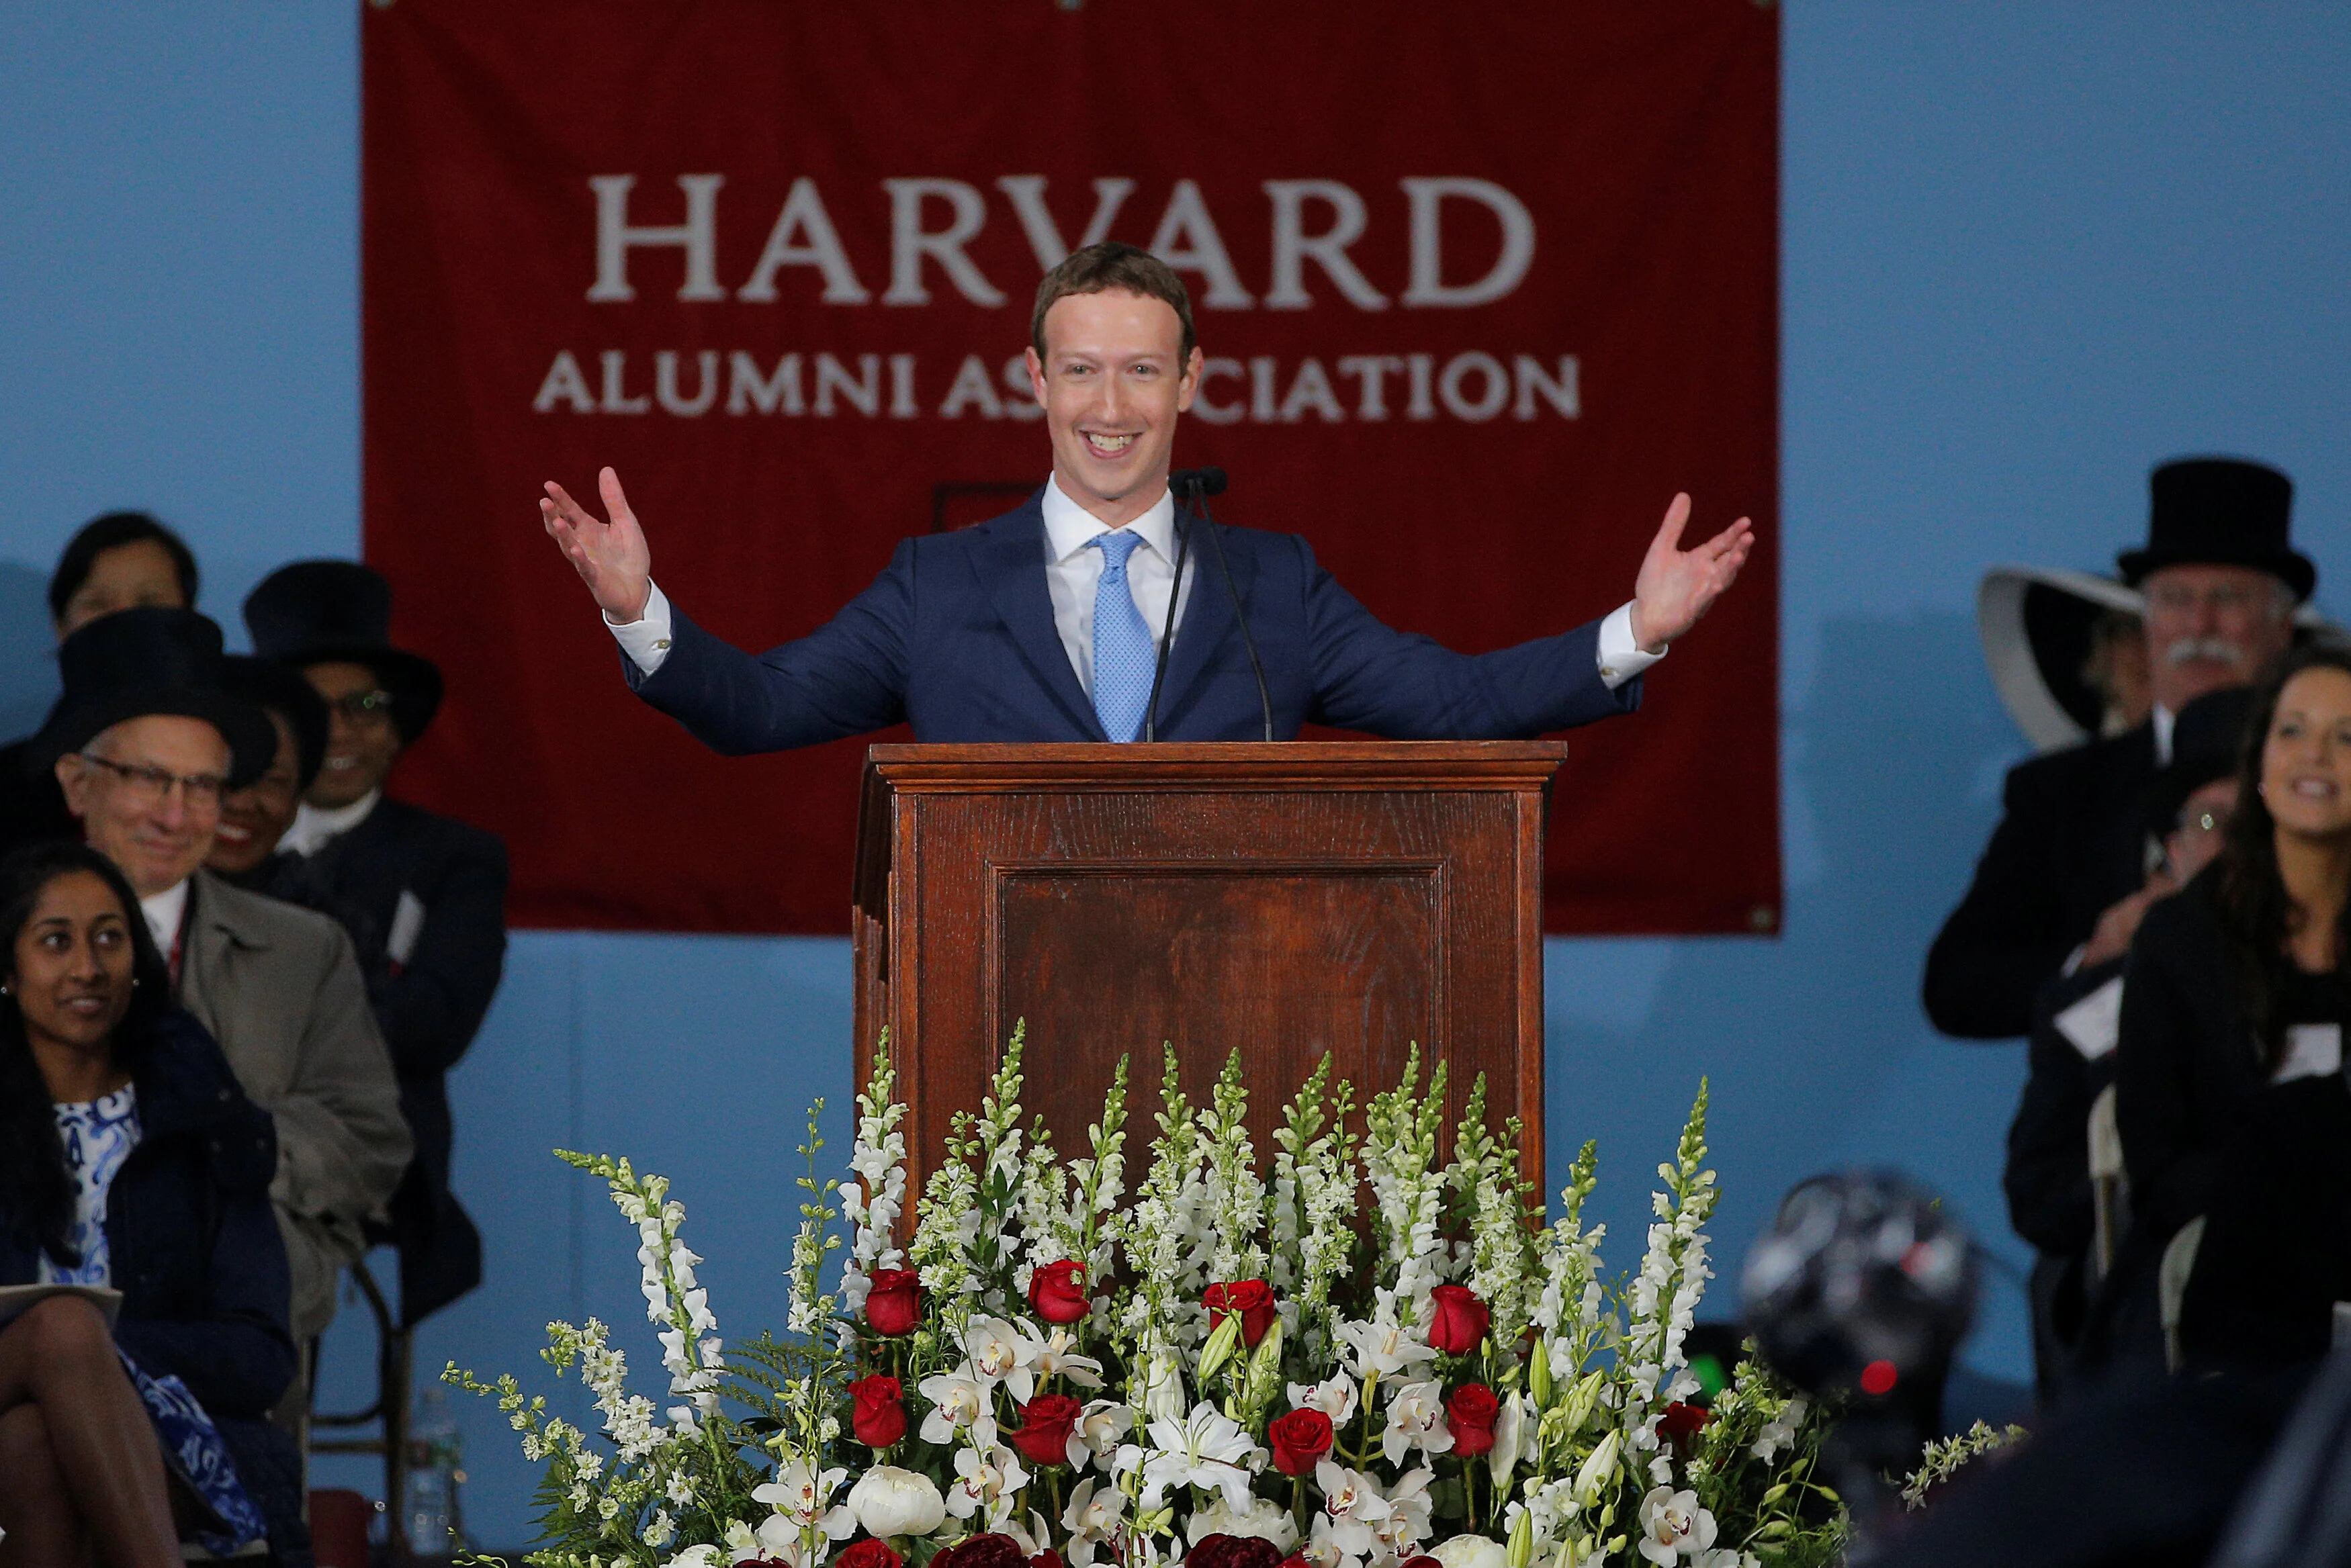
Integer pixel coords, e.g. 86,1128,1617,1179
542,467,910,755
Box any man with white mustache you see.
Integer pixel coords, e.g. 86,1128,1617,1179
1925,458,2309,1040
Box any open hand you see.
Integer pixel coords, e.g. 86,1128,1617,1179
541,467,653,622
1628,494,1755,653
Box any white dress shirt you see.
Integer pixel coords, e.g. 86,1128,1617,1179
607,471,1663,700
281,789,382,858
139,879,190,960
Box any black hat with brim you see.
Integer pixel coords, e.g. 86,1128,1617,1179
243,560,443,745
2116,457,2313,602
220,655,330,791
1978,566,2146,752
2145,685,2258,837
36,608,277,789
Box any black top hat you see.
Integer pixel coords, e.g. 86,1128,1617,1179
243,561,443,744
220,655,330,791
2145,684,2256,837
2117,457,2312,602
36,608,277,788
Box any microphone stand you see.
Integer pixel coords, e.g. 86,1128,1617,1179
1178,473,1274,742
1142,506,1193,742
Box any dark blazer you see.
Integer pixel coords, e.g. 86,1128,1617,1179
0,1010,308,1562
0,731,77,860
2178,1075,2351,1370
304,796,507,1323
1923,723,2158,1039
2006,956,2127,1260
627,494,1642,751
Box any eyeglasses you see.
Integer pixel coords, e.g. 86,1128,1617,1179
80,753,226,811
327,689,396,726
2146,582,2279,616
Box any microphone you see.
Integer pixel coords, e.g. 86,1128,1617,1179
1168,467,1273,742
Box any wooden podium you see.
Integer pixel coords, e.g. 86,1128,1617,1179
852,741,1566,1195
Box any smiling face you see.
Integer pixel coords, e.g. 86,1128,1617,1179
9,868,136,1062
1025,288,1203,526
2260,665,2351,841
2141,563,2296,714
56,714,230,896
209,710,304,876
304,659,404,808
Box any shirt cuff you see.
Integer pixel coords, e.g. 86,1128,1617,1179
607,581,676,674
1596,602,1664,690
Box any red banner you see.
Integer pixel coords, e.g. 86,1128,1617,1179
363,1,1779,935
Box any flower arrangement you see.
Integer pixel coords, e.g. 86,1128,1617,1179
450,1029,1844,1568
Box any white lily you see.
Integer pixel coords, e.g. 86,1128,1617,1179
1381,1379,1455,1465
1118,1401,1259,1512
1337,1316,1438,1379
918,1364,999,1450
1488,1391,1533,1487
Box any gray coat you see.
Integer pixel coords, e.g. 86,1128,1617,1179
178,869,411,1340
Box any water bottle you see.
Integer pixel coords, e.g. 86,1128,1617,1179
404,1384,463,1561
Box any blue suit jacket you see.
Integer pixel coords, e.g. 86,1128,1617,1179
628,491,1641,747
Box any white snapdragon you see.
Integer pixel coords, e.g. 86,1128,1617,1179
1750,1399,1808,1463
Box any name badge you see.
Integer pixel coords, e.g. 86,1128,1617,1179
2274,1023,2344,1084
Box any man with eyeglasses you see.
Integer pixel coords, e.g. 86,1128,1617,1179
245,560,508,1328
40,606,410,1350
1924,458,2308,1042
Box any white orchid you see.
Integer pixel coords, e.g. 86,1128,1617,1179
1312,1459,1393,1561
1337,1315,1437,1379
918,1365,998,1449
962,1315,1047,1401
1636,1487,1718,1565
1067,1397,1134,1470
1062,1476,1130,1567
946,1443,1031,1528
1381,1379,1454,1465
1187,1493,1300,1551
748,1459,854,1566
1118,1401,1259,1512
1373,1466,1436,1559
1286,1372,1360,1424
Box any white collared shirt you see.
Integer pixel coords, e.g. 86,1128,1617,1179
138,878,189,959
2152,703,2176,768
607,472,1662,700
282,789,382,858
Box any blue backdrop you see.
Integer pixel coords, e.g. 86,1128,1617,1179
4,2,2350,1547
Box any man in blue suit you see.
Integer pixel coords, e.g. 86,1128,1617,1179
541,243,1753,749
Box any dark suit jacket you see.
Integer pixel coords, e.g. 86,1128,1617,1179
306,796,508,1323
2179,1075,2351,1371
2006,955,2126,1260
1923,723,2158,1039
627,493,1642,750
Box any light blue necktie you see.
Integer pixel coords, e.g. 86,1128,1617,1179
1088,530,1155,741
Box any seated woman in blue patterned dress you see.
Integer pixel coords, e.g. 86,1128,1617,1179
0,841,300,1565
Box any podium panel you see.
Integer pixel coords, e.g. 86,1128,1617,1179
854,743,1565,1197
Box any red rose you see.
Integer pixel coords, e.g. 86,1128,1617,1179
1188,1536,1286,1568
1202,1279,1278,1346
864,1269,924,1336
1030,1554,1066,1568
1400,1557,1443,1568
1008,1393,1083,1469
1446,1383,1500,1457
1658,1401,1712,1448
850,1373,906,1448
1267,1407,1335,1475
935,1536,1026,1568
1028,1260,1090,1325
1425,1285,1490,1356
836,1542,903,1568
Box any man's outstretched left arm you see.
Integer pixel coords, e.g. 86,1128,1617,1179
1308,494,1753,738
